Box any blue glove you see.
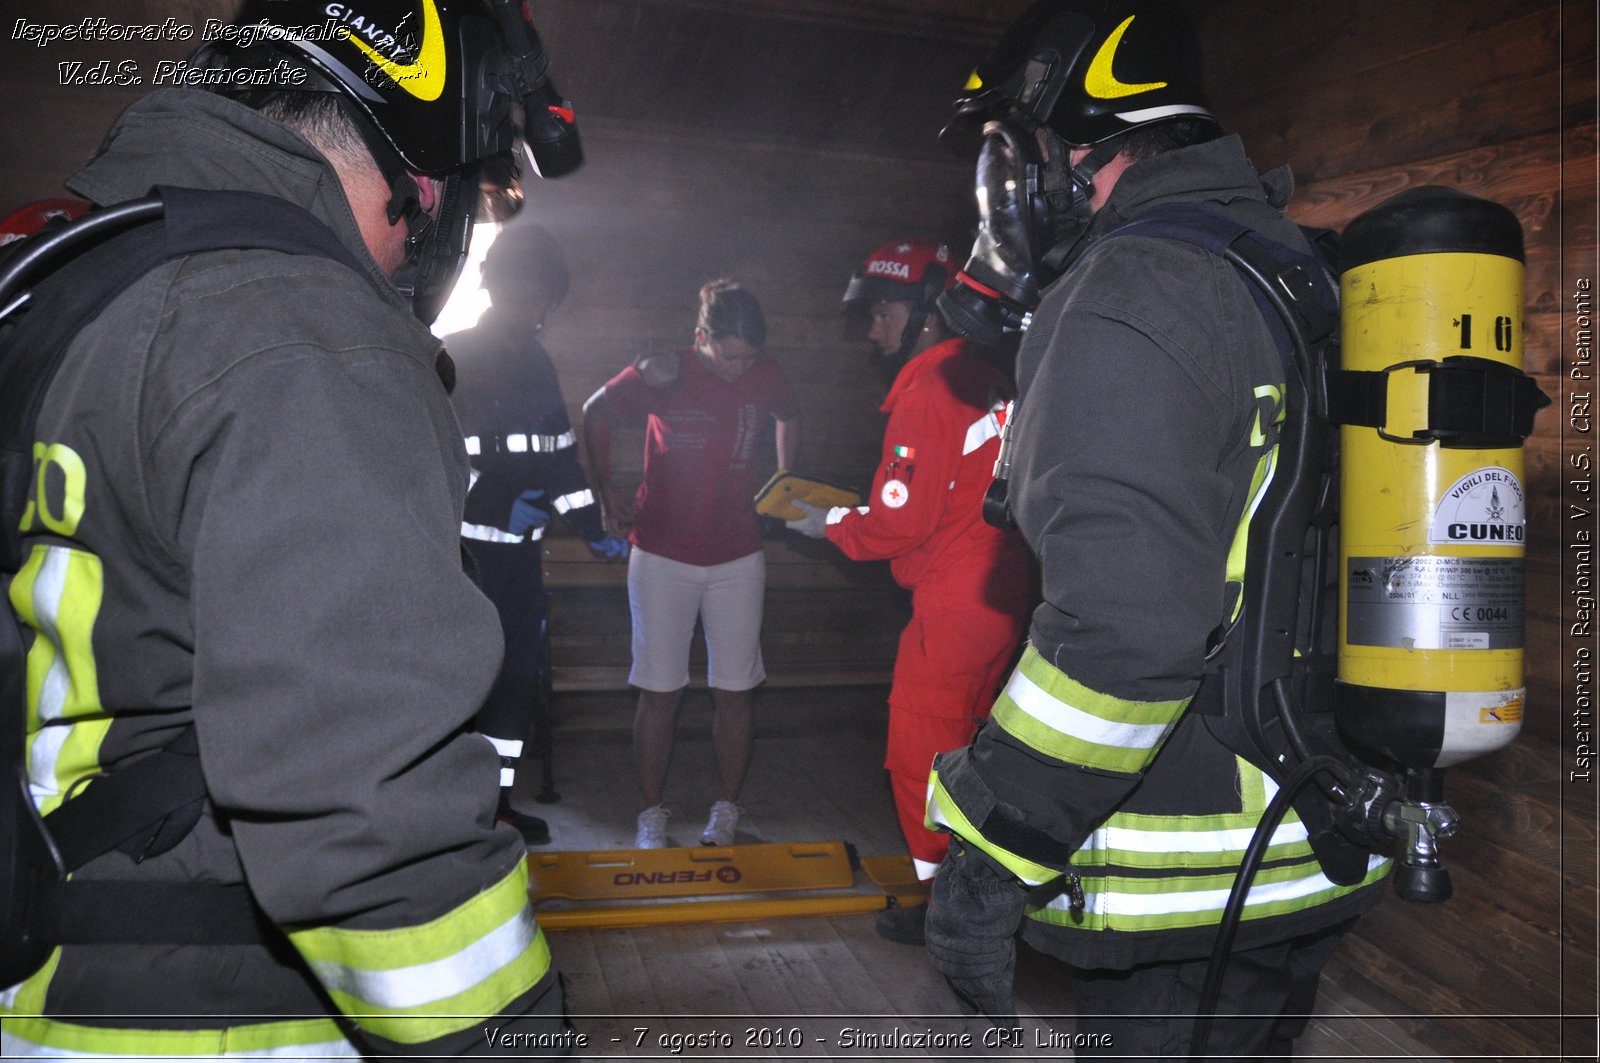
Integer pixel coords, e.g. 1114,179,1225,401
508,489,549,536
587,535,630,560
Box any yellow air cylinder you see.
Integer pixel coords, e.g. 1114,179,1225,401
1335,187,1544,771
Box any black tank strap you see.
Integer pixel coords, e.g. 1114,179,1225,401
42,726,208,871
1325,355,1550,448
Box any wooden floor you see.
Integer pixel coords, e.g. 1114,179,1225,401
512,686,1467,1060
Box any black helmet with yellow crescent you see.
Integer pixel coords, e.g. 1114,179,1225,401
214,0,580,177
943,0,1214,152
196,0,582,322
934,1,1217,345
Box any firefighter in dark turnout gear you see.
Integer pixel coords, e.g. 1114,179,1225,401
923,2,1389,1055
450,222,628,845
1,0,583,1055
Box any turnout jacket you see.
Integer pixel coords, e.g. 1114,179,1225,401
449,311,605,546
927,136,1389,969
0,91,565,1056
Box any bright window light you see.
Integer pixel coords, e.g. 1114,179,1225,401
431,220,500,338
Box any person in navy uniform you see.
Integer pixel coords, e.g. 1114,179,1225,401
448,221,628,845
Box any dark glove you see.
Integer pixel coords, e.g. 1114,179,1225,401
925,837,1028,1026
508,489,549,536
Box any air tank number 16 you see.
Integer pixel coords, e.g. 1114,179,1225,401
1456,313,1515,352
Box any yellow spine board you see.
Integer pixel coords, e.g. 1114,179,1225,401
528,841,857,902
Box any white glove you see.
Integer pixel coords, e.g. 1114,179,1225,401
785,499,829,539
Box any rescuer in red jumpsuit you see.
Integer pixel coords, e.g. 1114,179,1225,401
786,240,1031,944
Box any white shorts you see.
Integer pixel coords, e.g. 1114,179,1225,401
627,546,767,692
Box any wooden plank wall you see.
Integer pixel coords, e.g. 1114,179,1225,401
1197,1,1599,1056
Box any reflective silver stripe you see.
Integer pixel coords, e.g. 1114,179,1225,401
1115,102,1212,124
30,547,70,726
24,547,73,806
538,430,578,452
465,435,482,456
552,489,594,514
468,468,481,491
912,856,943,881
461,522,522,544
485,736,524,758
500,766,515,786
473,430,578,455
1080,816,1308,857
1005,666,1170,752
1040,854,1389,918
962,403,1004,455
309,904,539,1010
460,523,546,544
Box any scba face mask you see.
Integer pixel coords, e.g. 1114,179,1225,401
938,119,1118,346
937,1,1215,345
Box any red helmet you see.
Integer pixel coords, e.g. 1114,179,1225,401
0,199,92,248
842,239,955,312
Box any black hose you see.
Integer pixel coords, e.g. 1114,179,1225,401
1272,677,1351,805
1188,753,1354,1059
0,197,163,316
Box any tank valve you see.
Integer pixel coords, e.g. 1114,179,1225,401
1382,772,1460,903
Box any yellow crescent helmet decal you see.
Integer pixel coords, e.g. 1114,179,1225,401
964,70,984,91
342,0,447,102
1083,15,1167,100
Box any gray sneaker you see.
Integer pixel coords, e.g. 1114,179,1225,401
635,805,671,849
699,801,741,846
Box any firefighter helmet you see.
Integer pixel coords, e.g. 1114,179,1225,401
203,0,580,178
944,0,1214,151
195,1,582,323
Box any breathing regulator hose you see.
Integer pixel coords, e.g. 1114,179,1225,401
1187,752,1359,1060
0,197,163,321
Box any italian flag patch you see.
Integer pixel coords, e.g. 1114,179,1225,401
893,445,915,458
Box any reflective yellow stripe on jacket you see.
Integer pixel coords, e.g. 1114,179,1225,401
289,859,551,1045
3,952,356,1058
990,644,1189,775
1035,758,1392,932
9,544,111,817
0,1015,357,1059
1029,853,1392,934
925,767,1059,887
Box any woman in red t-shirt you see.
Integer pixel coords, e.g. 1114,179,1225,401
582,280,800,849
